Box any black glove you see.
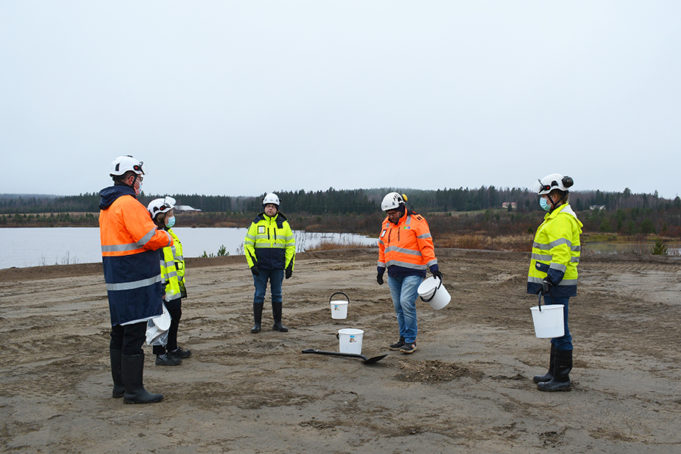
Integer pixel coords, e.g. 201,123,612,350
250,265,260,276
376,273,384,285
285,263,293,279
541,278,552,295
429,265,443,281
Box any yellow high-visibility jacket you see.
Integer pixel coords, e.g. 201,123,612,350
244,213,295,271
160,228,184,301
527,203,583,297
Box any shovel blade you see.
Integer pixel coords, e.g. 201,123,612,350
301,349,388,365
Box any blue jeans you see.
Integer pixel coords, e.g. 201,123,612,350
388,274,423,344
253,269,284,304
544,295,573,351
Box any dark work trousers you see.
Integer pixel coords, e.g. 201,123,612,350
153,298,182,355
110,321,146,355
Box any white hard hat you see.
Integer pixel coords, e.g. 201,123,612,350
537,174,574,195
147,196,176,219
110,155,144,177
381,192,407,211
263,193,280,206
145,304,171,345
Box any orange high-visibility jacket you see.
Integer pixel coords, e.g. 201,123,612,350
377,211,437,277
99,185,172,325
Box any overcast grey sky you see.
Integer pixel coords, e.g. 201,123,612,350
2,1,680,199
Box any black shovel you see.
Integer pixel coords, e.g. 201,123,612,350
301,348,388,365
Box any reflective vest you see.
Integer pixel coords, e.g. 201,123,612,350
99,185,172,325
244,212,296,271
160,228,184,302
527,203,583,297
377,211,437,277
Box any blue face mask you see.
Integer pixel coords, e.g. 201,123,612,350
539,197,551,211
165,216,176,228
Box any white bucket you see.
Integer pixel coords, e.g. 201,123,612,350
338,328,363,355
329,292,349,320
417,277,451,310
530,304,565,338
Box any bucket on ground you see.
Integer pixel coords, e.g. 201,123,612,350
417,276,451,310
329,291,349,320
338,328,363,355
530,303,565,338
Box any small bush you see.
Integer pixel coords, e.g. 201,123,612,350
651,238,667,255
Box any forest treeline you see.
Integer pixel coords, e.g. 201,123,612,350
1,187,680,237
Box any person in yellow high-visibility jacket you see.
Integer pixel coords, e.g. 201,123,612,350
147,197,192,367
528,174,582,392
243,193,296,333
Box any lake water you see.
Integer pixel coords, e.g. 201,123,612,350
0,227,377,269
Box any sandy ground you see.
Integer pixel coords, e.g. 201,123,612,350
1,248,681,453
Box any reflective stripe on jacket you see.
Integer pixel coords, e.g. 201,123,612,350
377,211,437,278
527,203,583,297
99,185,172,325
160,228,183,302
244,212,296,271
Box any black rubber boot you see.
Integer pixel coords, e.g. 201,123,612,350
533,344,556,384
110,348,124,398
537,349,572,392
122,353,163,404
272,301,288,332
251,302,263,333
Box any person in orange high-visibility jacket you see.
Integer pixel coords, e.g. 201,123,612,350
377,192,441,354
99,155,172,405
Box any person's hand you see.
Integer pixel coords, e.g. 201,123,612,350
285,263,293,279
250,265,260,276
541,278,552,295
376,273,384,285
429,265,443,281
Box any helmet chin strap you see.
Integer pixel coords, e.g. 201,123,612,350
548,193,564,211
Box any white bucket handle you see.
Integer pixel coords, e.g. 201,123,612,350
329,291,349,304
421,276,443,302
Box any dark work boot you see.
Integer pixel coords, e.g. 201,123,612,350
537,349,572,392
533,344,556,384
155,353,181,366
110,348,124,398
272,301,288,332
168,347,191,359
251,302,263,333
389,337,405,351
122,353,163,404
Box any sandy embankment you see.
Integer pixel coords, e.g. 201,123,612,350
1,248,680,453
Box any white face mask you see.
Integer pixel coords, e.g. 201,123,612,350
132,175,143,196
539,197,551,211
165,216,176,228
